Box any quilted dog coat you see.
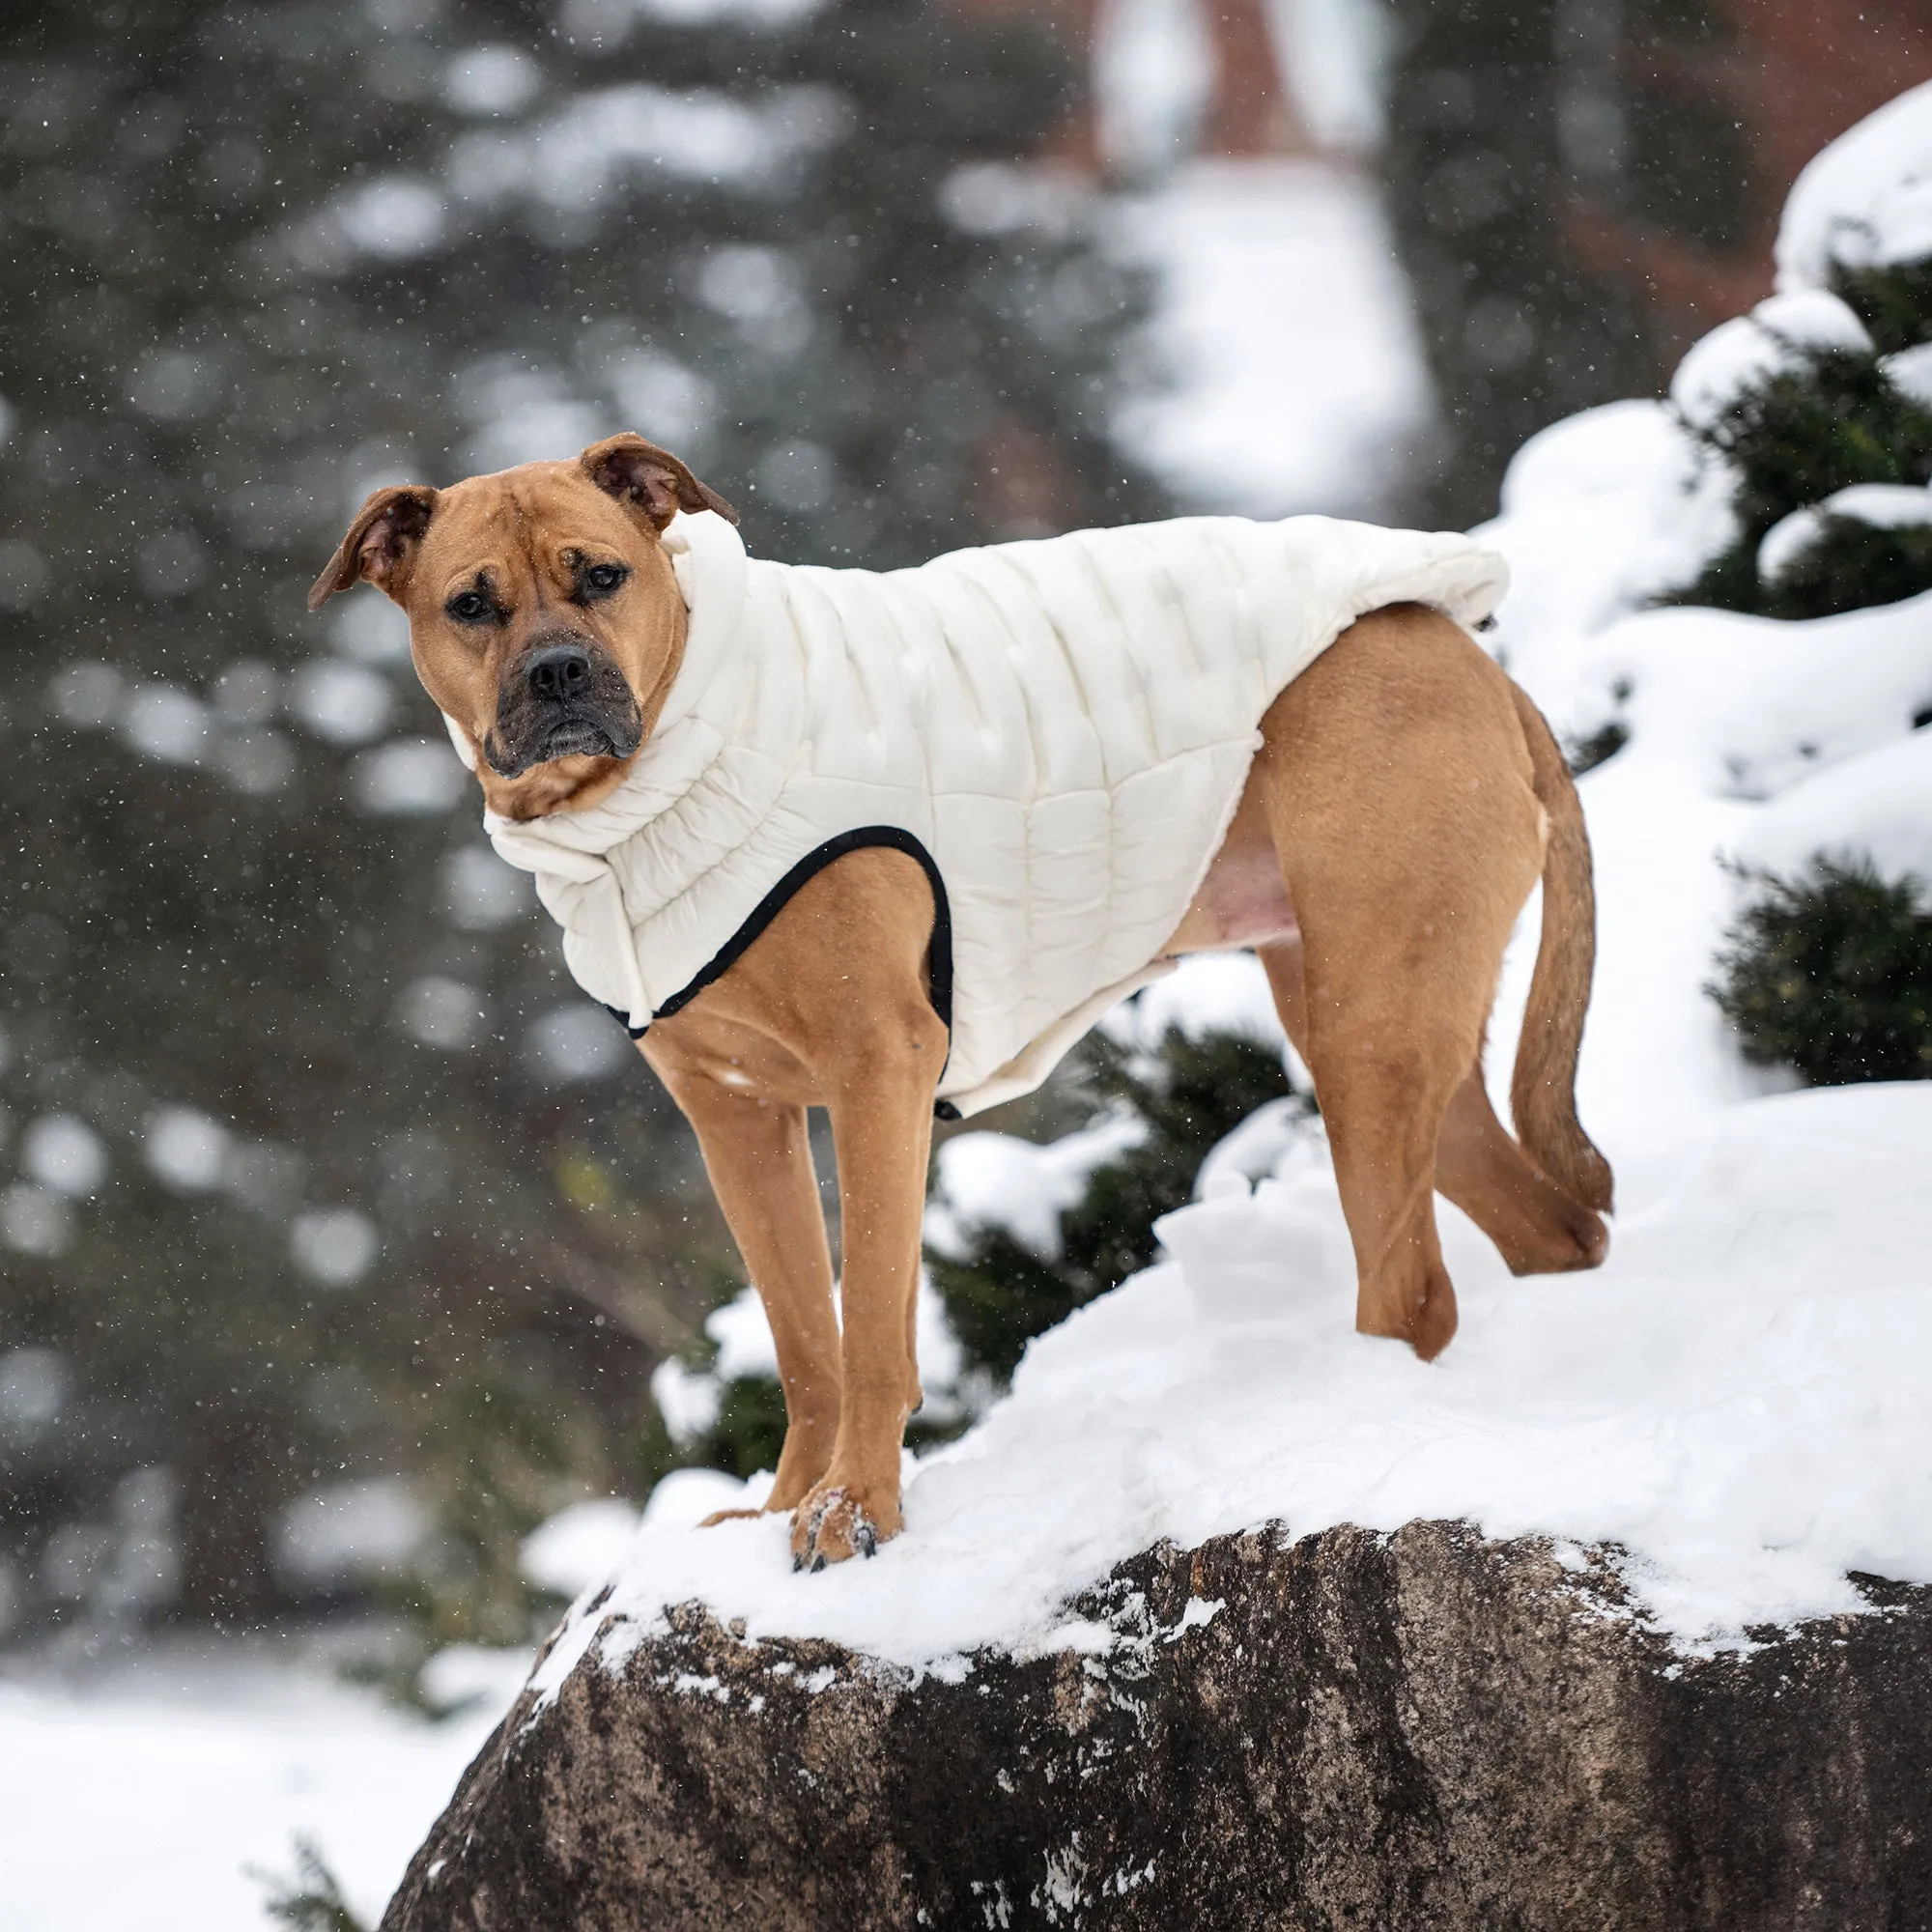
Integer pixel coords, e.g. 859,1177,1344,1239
483,510,1508,1117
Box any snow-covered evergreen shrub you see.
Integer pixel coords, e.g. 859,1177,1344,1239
1603,88,1932,1089
925,1026,1301,1383
1712,860,1932,1086
1836,259,1932,357
1665,290,1932,619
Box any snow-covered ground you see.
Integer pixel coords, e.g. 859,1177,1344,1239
1114,158,1433,518
0,1643,525,1931
534,1070,1932,1682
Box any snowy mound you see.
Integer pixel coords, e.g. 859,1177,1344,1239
526,88,1932,1683
530,1074,1932,1686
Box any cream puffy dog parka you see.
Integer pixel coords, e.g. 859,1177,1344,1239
483,510,1509,1117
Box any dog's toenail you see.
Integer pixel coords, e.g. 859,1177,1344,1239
791,1555,804,1574
857,1523,877,1558
810,1554,826,1574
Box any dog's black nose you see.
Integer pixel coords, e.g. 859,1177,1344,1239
526,641,591,702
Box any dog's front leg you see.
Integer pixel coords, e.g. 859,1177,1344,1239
647,1057,843,1516
790,1000,945,1569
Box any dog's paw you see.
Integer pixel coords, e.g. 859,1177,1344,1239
790,1481,901,1571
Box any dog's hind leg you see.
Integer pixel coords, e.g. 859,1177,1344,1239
1252,604,1548,1358
1256,942,1604,1279
1435,1063,1608,1273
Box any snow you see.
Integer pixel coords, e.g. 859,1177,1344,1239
1884,339,1932,407
651,1357,726,1445
516,84,1932,1678
0,1183,71,1259
523,1499,645,1598
1093,0,1216,179
1777,78,1932,288
1270,0,1389,154
1480,401,1735,685
441,44,543,119
1736,727,1932,889
276,1478,430,1588
1747,287,1875,355
531,1070,1932,1678
1758,483,1932,582
525,1004,629,1081
445,83,844,218
289,657,395,746
1668,291,1871,430
22,71,1932,1928
636,0,821,25
144,1106,231,1192
121,682,210,764
1113,160,1433,518
653,1278,969,1446
1100,947,1285,1050
0,1651,517,1932
928,1114,1148,1263
440,843,529,930
354,737,469,816
289,1207,381,1287
19,1115,108,1199
702,1285,781,1379
335,177,447,263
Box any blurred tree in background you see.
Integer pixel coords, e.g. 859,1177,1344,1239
1381,0,1666,523
0,0,1157,1647
1377,0,1932,527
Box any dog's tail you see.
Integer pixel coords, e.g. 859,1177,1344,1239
1508,685,1615,1215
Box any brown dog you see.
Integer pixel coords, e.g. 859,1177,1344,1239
312,434,1612,1570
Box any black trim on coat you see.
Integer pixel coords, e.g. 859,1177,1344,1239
601,828,955,1106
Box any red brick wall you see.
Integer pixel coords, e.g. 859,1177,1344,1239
1576,0,1932,357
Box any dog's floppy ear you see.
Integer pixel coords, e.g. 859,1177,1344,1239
308,485,439,611
581,433,739,533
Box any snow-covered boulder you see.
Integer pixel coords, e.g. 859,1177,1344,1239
382,1524,1932,1931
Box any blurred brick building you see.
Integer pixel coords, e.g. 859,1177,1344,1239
1567,0,1932,353
975,0,1932,341
965,0,1932,518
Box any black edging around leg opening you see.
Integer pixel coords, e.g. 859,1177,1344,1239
597,827,955,1113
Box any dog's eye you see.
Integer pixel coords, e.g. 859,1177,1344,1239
445,589,494,624
581,562,629,600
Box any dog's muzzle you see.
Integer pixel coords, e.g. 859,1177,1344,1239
485,635,643,777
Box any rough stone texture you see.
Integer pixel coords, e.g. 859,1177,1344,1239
383,1521,1932,1931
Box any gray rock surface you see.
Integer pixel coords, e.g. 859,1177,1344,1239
383,1520,1932,1930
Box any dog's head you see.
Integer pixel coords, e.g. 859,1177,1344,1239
309,434,737,820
